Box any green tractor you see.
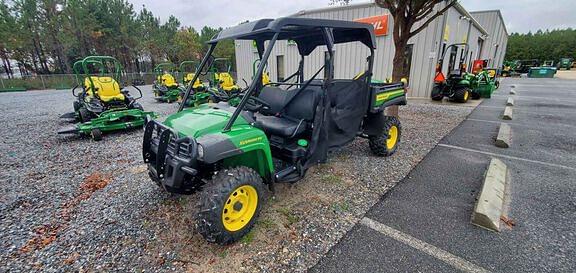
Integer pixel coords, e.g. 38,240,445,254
142,18,408,244
558,58,573,70
431,43,473,103
470,68,499,99
153,63,181,103
58,56,156,141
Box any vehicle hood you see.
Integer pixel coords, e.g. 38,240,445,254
163,104,248,138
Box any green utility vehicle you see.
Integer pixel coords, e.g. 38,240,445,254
58,56,156,140
431,43,473,103
143,18,407,244
558,58,573,70
153,63,181,103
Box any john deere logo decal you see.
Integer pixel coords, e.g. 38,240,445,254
240,137,263,146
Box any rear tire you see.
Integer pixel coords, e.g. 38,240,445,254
368,116,401,157
431,86,444,101
196,167,267,245
90,128,102,141
453,87,471,103
79,107,92,122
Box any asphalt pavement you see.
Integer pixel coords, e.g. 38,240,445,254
311,76,576,273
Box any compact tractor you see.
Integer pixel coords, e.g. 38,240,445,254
58,56,156,140
142,18,408,244
431,43,474,103
153,63,181,103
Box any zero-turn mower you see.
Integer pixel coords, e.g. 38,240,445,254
58,56,156,141
153,63,181,103
431,43,473,103
142,18,407,245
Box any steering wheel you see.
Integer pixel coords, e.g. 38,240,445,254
242,94,271,112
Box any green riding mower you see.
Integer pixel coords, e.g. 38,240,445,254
470,68,499,99
178,59,240,107
58,56,157,141
153,63,182,103
142,18,408,245
431,43,473,103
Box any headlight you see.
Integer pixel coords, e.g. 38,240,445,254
197,144,204,160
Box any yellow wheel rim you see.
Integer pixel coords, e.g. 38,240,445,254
464,91,469,101
222,185,258,232
387,125,398,150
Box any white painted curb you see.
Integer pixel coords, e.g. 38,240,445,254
502,106,513,120
472,158,508,231
506,97,514,106
495,123,512,148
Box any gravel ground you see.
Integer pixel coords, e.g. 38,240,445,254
0,86,472,272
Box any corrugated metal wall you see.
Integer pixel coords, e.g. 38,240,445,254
234,2,492,98
470,11,509,68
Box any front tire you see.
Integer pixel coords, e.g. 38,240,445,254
196,167,266,245
453,87,471,103
368,116,402,157
90,128,103,141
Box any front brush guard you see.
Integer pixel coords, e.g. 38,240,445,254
143,120,199,192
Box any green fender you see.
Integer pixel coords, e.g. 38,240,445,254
196,127,274,180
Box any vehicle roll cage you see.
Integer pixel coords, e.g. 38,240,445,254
177,17,376,132
72,56,124,99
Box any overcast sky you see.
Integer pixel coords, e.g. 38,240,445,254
127,0,576,34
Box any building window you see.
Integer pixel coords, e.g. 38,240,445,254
403,44,413,84
276,55,285,82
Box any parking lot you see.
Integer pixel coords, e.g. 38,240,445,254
312,76,576,273
0,85,471,272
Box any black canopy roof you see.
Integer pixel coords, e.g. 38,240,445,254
209,17,376,56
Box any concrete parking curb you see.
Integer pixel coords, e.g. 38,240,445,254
472,158,508,231
495,123,512,148
502,106,513,120
506,97,514,106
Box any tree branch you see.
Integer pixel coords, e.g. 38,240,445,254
409,0,457,38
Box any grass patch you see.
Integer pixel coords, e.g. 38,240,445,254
332,201,350,213
277,207,299,225
240,230,255,244
257,218,276,230
321,173,343,185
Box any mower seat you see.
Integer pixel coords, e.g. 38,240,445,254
85,77,125,102
160,74,178,88
217,72,239,91
184,73,203,88
254,85,322,137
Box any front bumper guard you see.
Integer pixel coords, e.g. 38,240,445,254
143,120,199,192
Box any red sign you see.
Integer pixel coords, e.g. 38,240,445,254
354,15,389,36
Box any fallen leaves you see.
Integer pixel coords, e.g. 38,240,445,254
19,172,111,254
500,215,516,229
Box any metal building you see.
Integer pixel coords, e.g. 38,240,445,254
234,1,507,98
470,10,509,68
